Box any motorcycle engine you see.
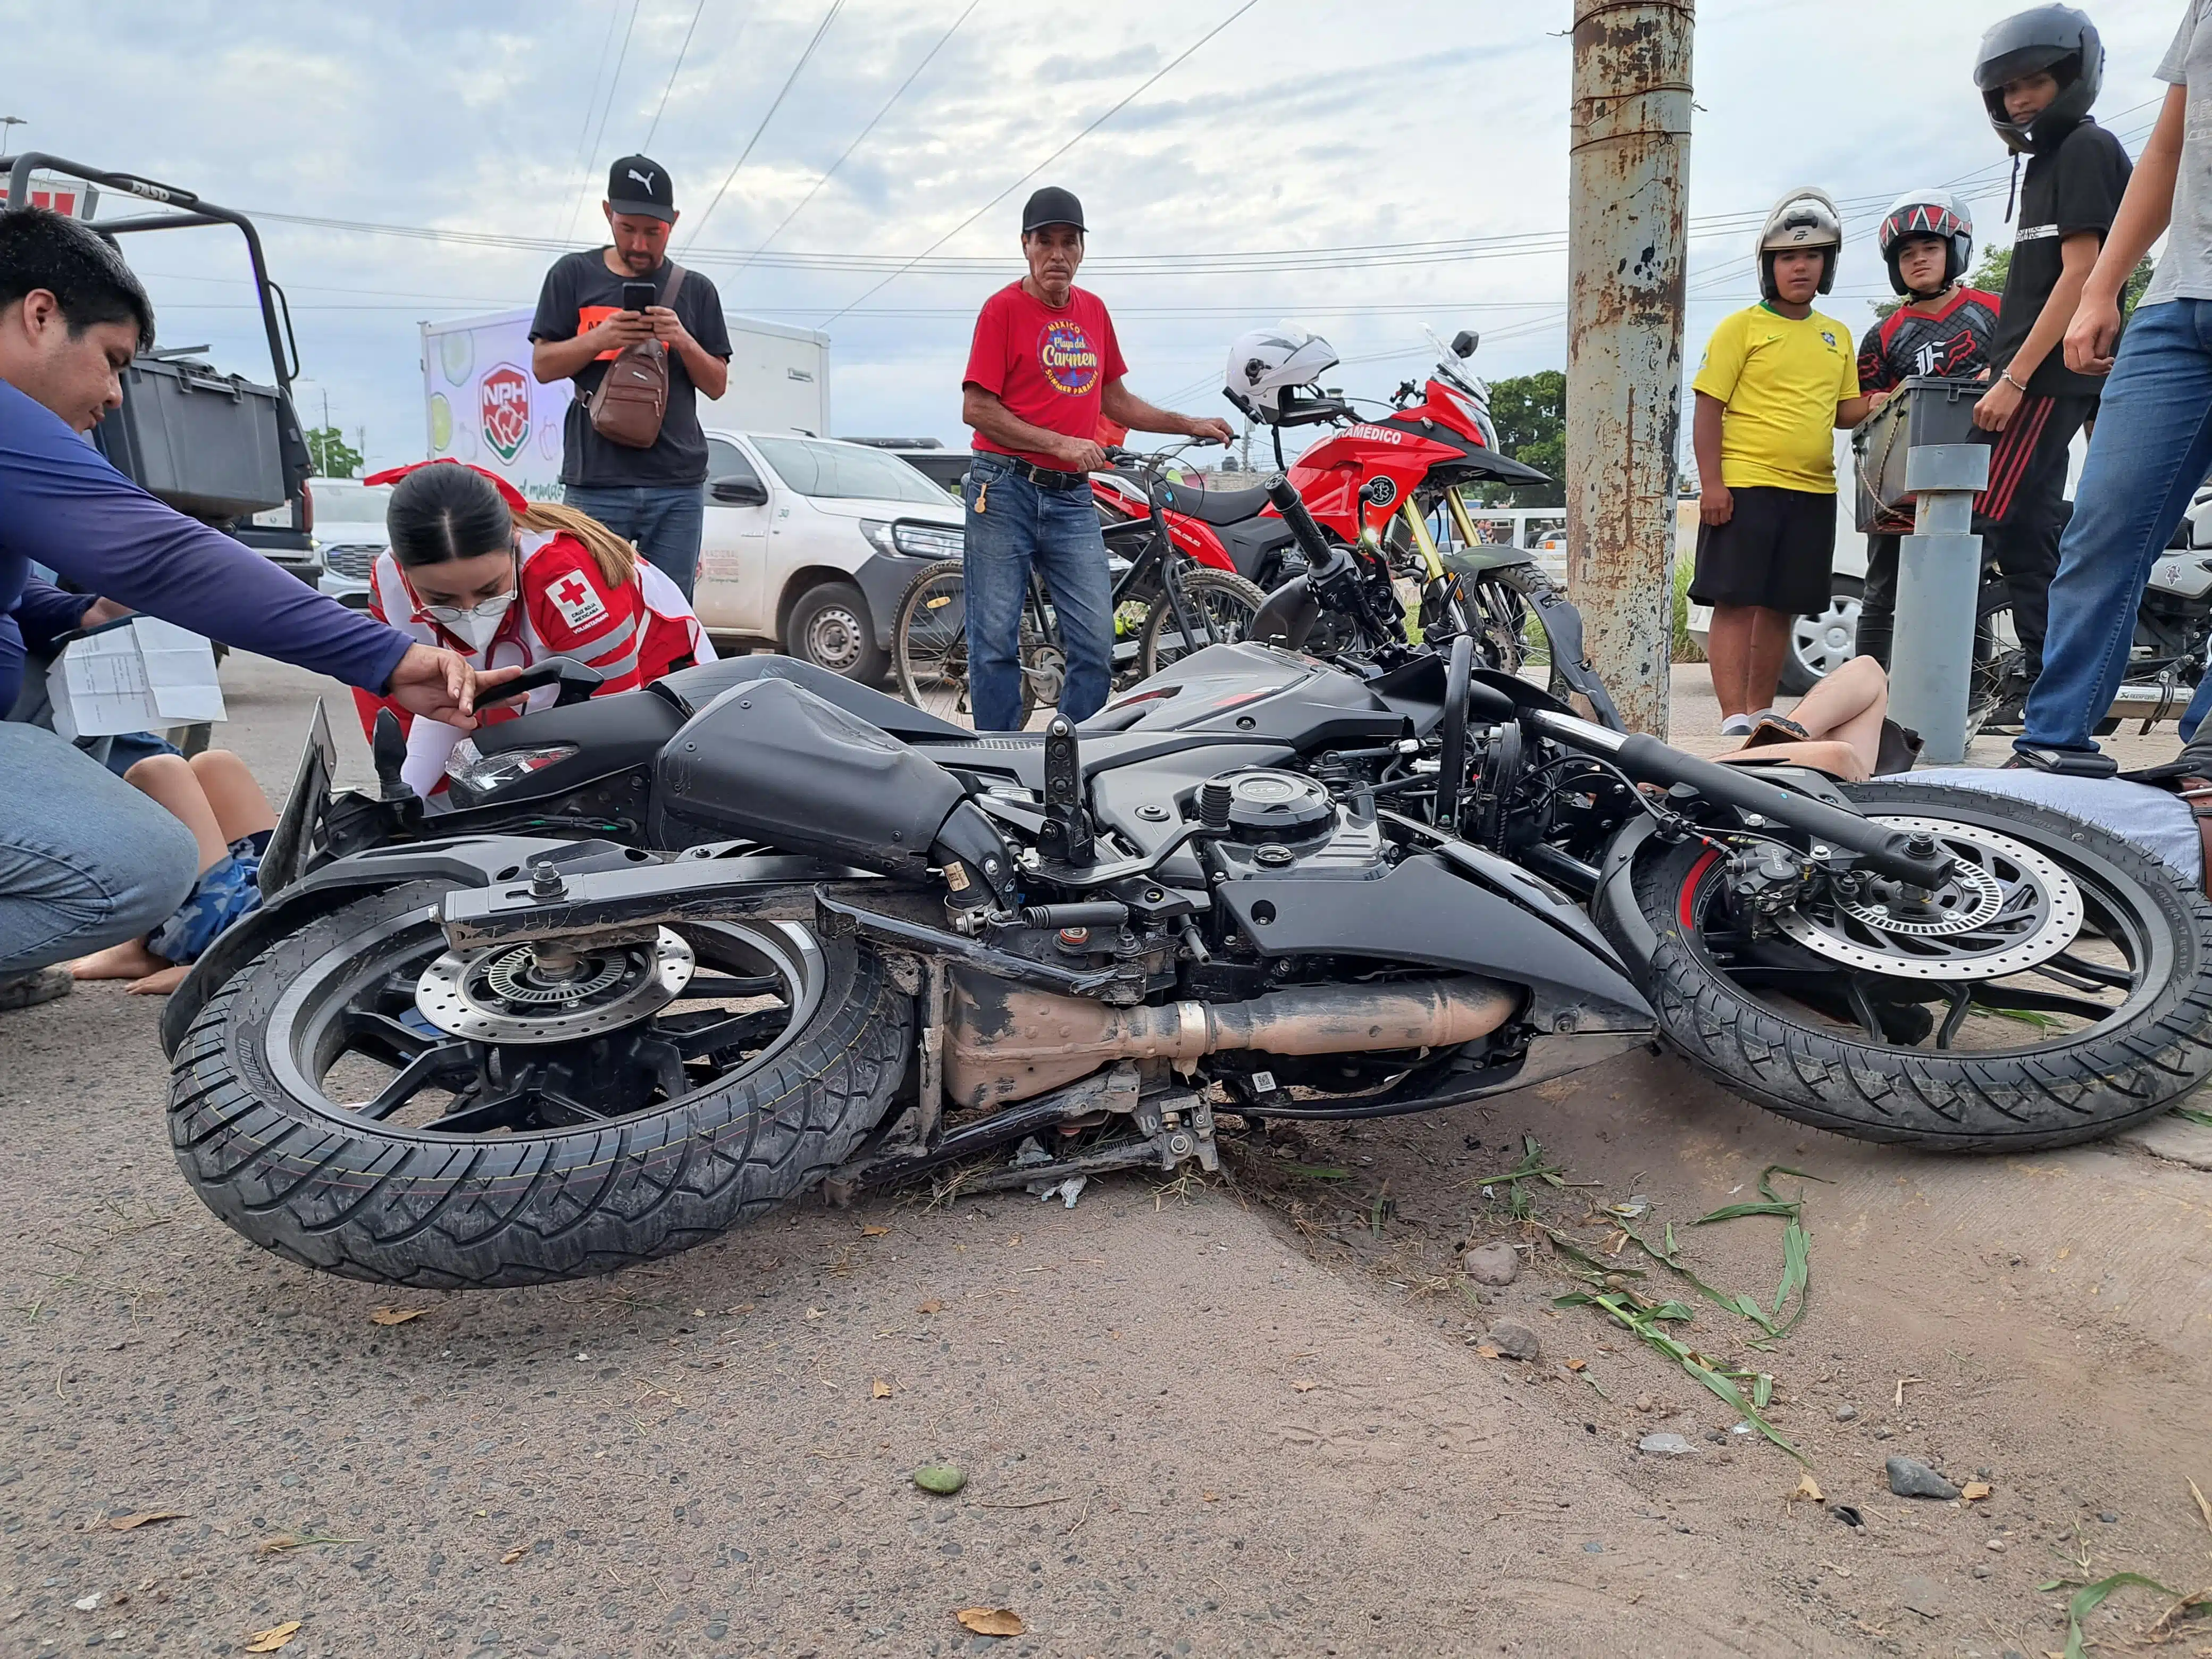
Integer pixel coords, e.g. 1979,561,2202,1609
1197,768,1387,879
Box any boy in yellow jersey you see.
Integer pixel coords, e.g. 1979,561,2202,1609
1691,188,1881,734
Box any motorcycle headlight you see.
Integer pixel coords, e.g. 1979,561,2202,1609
860,518,963,560
444,738,579,801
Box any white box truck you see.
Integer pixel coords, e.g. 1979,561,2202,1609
418,307,832,501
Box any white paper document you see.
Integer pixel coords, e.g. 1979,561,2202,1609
47,618,228,739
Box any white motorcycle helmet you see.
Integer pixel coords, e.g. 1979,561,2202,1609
1756,187,1843,302
1224,325,1339,424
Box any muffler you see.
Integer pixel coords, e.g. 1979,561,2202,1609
2106,681,2199,723
944,973,1518,1109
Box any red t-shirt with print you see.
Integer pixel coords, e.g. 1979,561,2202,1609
963,281,1128,468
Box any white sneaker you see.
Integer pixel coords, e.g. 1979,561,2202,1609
1719,714,1753,738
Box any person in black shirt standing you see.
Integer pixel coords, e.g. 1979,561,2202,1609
1967,6,2131,694
530,155,733,601
1854,190,2004,671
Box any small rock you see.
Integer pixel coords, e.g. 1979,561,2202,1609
1985,1540,2005,1553
1887,1457,1961,1500
1483,1319,1540,1361
1462,1242,1520,1287
912,1465,966,1496
1834,1404,1858,1422
1976,1467,1992,1480
1972,1564,1992,1579
2097,1511,2118,1524
1638,1432,1697,1457
1633,1395,1655,1414
1898,1575,1949,1618
1873,1427,1893,1440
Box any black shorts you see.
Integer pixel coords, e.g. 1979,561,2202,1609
1689,484,1837,616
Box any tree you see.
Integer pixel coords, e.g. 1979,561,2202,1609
305,425,363,480
1475,370,1565,507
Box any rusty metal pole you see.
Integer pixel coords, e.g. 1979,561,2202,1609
1565,0,1694,738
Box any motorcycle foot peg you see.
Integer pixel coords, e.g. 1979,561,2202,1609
2009,744,2118,778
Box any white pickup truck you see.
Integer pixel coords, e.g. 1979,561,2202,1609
696,430,963,684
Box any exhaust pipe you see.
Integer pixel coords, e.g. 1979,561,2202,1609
2105,681,2199,723
944,974,1518,1109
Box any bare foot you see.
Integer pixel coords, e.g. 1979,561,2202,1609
71,939,168,981
126,965,190,996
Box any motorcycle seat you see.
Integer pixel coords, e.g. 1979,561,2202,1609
1152,478,1277,528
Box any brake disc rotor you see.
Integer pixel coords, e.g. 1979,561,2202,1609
414,928,695,1044
1773,815,2083,982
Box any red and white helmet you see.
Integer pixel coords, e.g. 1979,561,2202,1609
1876,190,1974,296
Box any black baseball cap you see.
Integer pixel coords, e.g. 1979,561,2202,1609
1021,186,1085,236
607,154,676,223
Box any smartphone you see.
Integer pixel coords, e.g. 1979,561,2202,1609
621,279,657,314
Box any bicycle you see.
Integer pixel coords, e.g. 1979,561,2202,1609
892,445,1266,727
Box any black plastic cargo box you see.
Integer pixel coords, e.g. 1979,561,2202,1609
1851,374,1983,533
95,355,288,521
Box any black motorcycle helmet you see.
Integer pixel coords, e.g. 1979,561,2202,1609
1974,4,2104,154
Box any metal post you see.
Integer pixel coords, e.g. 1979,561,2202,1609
1565,0,1695,738
1887,443,1990,764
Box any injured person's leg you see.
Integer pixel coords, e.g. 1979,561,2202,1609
1718,655,1896,782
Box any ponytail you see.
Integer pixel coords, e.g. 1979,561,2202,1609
516,500,639,589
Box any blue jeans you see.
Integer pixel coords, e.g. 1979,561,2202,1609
562,483,707,602
0,720,198,975
2021,298,2212,753
961,454,1115,731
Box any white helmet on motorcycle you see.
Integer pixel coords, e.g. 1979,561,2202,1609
1876,190,1974,296
1756,187,1843,302
1224,325,1339,424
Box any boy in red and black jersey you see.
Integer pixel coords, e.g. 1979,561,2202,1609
1852,191,2004,668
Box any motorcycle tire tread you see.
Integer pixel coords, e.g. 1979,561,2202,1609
1618,783,2212,1151
166,883,915,1287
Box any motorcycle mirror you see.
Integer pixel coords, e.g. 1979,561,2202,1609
1451,330,1479,359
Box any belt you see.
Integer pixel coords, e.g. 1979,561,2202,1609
990,456,1088,491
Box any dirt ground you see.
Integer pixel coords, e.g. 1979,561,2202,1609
2,657,2209,1659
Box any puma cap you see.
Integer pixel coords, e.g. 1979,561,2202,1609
1021,186,1085,236
607,154,676,223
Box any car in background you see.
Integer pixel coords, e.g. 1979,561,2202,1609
299,477,394,610
844,437,969,498
695,431,963,683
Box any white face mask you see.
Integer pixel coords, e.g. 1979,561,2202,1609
429,595,514,652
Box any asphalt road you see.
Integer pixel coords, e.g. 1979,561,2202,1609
2,657,2209,1659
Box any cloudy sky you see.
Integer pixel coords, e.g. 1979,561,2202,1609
11,0,2185,470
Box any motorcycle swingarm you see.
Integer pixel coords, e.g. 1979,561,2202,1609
824,1063,1218,1202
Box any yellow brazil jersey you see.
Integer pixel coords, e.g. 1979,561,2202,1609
1691,304,1859,494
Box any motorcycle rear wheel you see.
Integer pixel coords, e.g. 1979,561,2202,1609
1619,782,2212,1150
167,883,913,1286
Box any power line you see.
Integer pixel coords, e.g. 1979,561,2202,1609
642,0,713,153
562,0,644,248
728,0,979,279
816,0,1261,325
681,0,848,251
555,0,626,236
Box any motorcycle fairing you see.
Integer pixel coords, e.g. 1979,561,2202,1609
655,653,971,742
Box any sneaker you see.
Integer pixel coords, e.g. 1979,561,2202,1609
1719,714,1753,738
0,966,74,1012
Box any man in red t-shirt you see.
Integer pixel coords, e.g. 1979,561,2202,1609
958,186,1234,729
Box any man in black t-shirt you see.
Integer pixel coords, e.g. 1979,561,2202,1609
1967,6,2131,696
530,155,733,601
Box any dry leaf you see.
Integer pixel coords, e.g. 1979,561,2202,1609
255,1535,300,1556
805,1308,824,1320
1961,1481,1991,1502
1566,1359,1587,1372
872,1379,893,1400
1289,1379,1317,1393
1203,1490,1220,1502
918,1299,942,1314
1821,1560,1853,1579
368,1308,426,1326
499,1545,527,1565
107,1511,184,1531
1794,1474,1824,1503
1474,1344,1502,1360
2190,1477,2212,1534
243,1621,302,1653
1005,1235,1022,1246
860,1225,891,1237
954,1607,1025,1637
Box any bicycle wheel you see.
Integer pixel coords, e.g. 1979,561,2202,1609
892,559,1036,730
1137,567,1269,677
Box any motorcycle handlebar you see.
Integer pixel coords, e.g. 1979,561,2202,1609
1263,474,1350,581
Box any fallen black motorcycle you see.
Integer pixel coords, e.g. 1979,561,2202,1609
162,498,2212,1288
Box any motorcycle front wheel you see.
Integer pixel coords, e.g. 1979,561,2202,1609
169,883,913,1286
1618,782,2212,1151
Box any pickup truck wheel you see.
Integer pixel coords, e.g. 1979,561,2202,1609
786,581,887,685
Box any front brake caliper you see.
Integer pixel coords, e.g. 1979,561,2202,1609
1725,844,1818,940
